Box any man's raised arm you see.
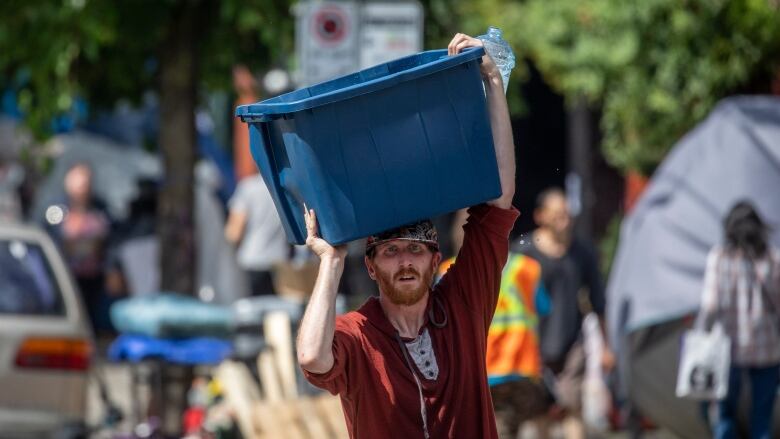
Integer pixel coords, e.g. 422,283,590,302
296,207,347,374
448,33,516,210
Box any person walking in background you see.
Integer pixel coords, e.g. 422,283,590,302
438,208,551,439
224,174,288,295
105,178,159,298
696,201,780,439
487,253,552,439
46,162,113,334
232,65,260,182
512,187,614,439
0,155,24,223
296,33,517,439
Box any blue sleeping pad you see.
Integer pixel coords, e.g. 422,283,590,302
110,293,234,338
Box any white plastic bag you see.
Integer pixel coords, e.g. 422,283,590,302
582,313,611,433
675,323,731,400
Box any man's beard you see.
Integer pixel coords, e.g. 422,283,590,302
375,266,433,306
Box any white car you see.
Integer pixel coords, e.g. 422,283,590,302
0,222,93,438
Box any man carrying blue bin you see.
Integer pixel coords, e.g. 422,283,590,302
296,33,519,439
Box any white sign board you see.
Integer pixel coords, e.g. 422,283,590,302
360,2,423,69
296,2,360,86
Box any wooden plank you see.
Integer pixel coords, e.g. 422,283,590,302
254,401,286,439
263,310,299,399
296,397,332,439
273,400,310,439
315,394,349,439
253,400,309,439
215,361,261,439
256,350,284,403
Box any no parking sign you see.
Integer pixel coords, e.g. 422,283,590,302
312,5,348,44
296,1,423,87
297,2,360,86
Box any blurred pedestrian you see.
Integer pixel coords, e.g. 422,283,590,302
0,118,28,222
224,174,288,295
438,208,551,439
198,159,250,303
46,162,114,333
0,156,24,222
487,253,553,439
105,178,159,297
512,187,614,439
296,33,517,439
232,65,260,182
696,201,780,439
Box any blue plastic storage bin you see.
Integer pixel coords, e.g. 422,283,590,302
236,47,501,245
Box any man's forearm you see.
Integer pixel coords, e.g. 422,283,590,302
484,74,516,209
296,255,344,374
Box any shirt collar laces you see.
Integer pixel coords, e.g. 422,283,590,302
395,332,430,439
390,294,447,439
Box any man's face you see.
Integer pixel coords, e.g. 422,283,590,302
535,194,571,238
365,240,441,306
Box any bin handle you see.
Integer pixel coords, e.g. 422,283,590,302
236,48,485,119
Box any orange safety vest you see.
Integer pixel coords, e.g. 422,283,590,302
486,252,546,382
439,253,547,383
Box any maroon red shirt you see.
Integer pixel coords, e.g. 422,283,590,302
304,204,519,438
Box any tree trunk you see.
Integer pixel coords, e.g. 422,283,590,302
567,97,594,239
157,1,202,296
156,1,212,435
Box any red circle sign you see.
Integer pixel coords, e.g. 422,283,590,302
312,6,349,44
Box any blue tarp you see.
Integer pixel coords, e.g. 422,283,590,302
108,334,232,365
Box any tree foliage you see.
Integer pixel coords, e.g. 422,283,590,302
457,0,780,174
0,0,297,294
0,0,295,139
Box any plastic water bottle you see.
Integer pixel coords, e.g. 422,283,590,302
477,26,515,94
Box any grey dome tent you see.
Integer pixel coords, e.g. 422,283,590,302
606,96,780,439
